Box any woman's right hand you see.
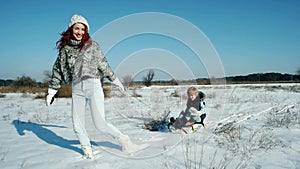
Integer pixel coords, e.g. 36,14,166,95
46,88,58,106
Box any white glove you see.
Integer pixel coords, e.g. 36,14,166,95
189,107,201,116
112,78,125,92
46,88,58,106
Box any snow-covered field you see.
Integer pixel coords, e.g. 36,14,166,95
0,83,299,169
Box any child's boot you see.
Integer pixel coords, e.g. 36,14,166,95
170,117,176,124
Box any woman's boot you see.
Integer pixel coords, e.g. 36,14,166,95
117,134,148,154
82,146,94,159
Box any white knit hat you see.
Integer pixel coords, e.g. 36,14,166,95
68,14,89,31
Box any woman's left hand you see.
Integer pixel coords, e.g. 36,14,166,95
112,78,125,92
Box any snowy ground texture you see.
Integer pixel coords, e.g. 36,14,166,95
0,83,299,169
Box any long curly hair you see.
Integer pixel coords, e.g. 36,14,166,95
56,24,92,51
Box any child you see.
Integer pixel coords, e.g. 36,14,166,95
168,87,206,132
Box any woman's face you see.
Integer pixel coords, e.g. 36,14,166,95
72,23,86,41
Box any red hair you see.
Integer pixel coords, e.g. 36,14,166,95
56,24,92,51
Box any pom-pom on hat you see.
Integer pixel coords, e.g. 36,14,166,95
68,14,89,32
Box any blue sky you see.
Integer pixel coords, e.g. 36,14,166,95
1,0,299,82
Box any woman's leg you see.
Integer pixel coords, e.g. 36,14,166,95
72,82,91,147
87,79,146,154
88,79,122,138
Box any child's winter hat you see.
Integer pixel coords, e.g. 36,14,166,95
68,14,89,31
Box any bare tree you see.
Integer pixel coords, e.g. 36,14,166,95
122,75,133,89
143,69,155,87
43,70,52,84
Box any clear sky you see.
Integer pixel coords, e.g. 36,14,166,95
1,0,299,82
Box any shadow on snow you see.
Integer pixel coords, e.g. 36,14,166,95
11,120,121,155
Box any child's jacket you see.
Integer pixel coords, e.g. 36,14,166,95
185,91,206,123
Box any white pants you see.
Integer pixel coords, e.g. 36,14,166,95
72,78,122,147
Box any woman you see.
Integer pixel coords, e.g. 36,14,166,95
46,14,142,159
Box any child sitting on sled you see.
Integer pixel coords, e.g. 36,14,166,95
168,87,206,132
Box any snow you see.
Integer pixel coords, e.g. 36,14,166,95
0,83,299,169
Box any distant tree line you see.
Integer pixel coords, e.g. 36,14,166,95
225,72,300,82
0,72,299,87
0,79,14,86
0,75,48,87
